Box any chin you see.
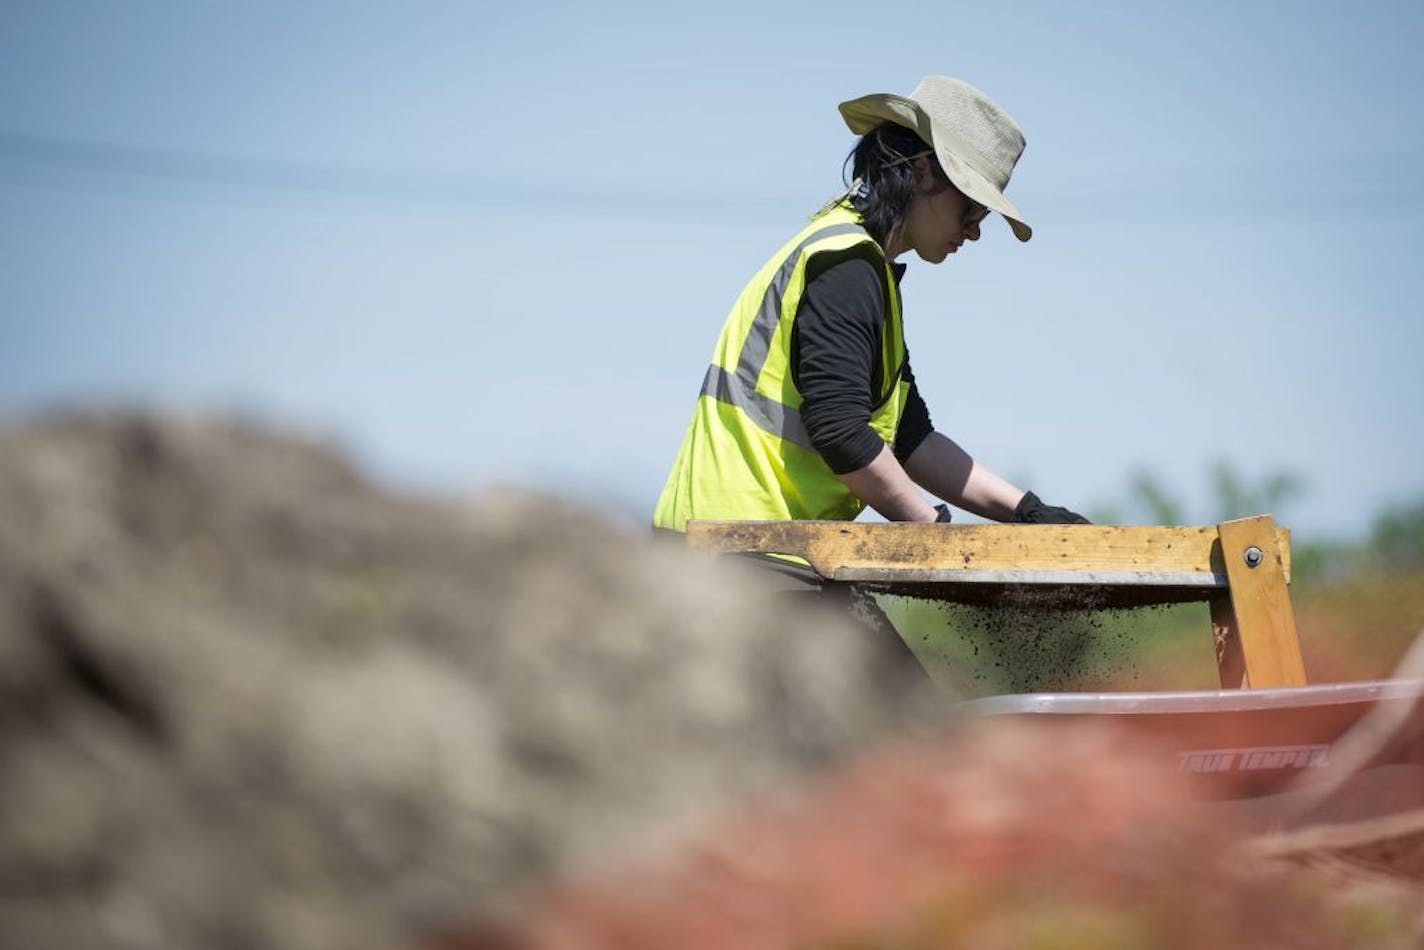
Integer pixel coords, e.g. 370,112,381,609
917,247,951,264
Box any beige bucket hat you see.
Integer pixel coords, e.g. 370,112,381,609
839,76,1032,242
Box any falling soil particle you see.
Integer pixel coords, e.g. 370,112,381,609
874,584,1208,693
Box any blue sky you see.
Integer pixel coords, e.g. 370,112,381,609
2,1,1422,538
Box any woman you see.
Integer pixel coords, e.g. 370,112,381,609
654,75,1087,533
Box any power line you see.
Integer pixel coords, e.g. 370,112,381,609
2,129,1421,221
0,130,805,218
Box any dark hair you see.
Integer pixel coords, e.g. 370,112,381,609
842,122,952,248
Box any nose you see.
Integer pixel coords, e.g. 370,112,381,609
963,219,981,242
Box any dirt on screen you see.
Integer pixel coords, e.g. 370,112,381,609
878,583,1199,694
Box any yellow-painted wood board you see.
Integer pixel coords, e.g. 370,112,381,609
685,520,1292,588
1217,516,1308,688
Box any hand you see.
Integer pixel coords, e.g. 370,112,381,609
1013,491,1091,525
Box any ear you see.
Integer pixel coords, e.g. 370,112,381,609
912,154,935,189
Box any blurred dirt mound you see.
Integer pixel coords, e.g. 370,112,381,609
0,412,943,950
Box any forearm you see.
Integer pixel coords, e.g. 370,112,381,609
903,430,1026,522
836,443,941,522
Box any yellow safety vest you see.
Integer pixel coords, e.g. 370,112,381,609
653,204,909,531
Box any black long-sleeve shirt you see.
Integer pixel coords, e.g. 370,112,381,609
789,246,934,474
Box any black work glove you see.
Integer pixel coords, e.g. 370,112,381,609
1013,491,1091,525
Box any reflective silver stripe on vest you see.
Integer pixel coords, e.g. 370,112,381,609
700,363,812,450
702,220,868,449
734,222,867,382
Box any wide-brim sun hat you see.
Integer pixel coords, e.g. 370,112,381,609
839,76,1032,242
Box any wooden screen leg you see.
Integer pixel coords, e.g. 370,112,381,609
1217,515,1308,688
1209,590,1248,689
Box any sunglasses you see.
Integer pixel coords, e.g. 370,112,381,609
885,149,990,227
961,195,990,227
